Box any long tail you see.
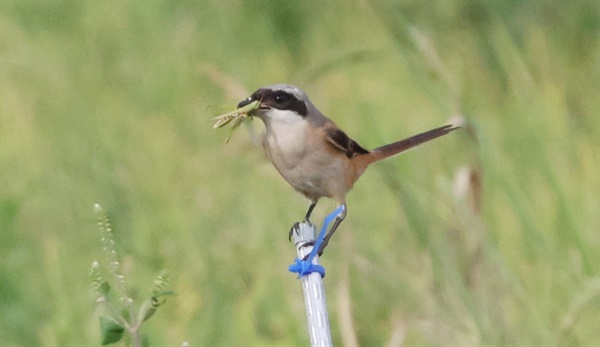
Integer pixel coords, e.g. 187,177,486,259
371,124,458,161
353,124,459,172
348,124,458,185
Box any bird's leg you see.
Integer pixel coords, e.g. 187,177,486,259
289,202,318,241
315,213,345,257
304,202,317,221
302,204,347,259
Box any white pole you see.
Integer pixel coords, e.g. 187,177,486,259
292,222,333,347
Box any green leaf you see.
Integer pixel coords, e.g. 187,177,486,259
138,298,158,323
99,315,125,345
153,290,176,298
98,281,111,296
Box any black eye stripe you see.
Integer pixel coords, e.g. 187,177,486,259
239,88,309,117
274,91,291,103
259,89,308,117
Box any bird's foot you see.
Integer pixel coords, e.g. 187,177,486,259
288,218,313,241
299,240,317,261
288,222,300,241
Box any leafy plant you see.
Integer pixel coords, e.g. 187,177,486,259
90,204,175,346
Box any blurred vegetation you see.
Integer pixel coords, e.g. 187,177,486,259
1,1,598,346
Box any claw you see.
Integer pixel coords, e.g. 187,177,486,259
299,240,316,260
300,240,315,248
288,222,300,241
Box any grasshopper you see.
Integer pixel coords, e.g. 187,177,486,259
212,100,260,143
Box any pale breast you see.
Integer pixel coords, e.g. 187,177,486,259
262,115,308,164
261,121,352,202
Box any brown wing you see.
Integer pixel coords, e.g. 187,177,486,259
325,128,370,158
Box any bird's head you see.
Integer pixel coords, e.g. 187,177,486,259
237,84,312,127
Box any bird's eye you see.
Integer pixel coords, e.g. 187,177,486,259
273,92,289,104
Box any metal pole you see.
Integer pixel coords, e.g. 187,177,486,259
292,222,333,347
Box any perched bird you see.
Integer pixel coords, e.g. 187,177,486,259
238,84,458,256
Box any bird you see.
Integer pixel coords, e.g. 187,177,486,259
237,84,458,256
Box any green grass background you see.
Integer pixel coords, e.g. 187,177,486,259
1,1,598,346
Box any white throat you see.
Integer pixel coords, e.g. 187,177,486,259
259,108,308,159
259,108,305,128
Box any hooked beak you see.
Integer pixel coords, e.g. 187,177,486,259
237,96,254,109
237,94,270,113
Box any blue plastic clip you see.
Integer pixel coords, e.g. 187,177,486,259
288,205,346,278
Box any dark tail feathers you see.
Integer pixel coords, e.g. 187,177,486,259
370,124,459,162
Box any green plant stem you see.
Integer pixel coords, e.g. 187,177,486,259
124,298,141,347
98,297,129,328
99,296,142,347
130,326,142,347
